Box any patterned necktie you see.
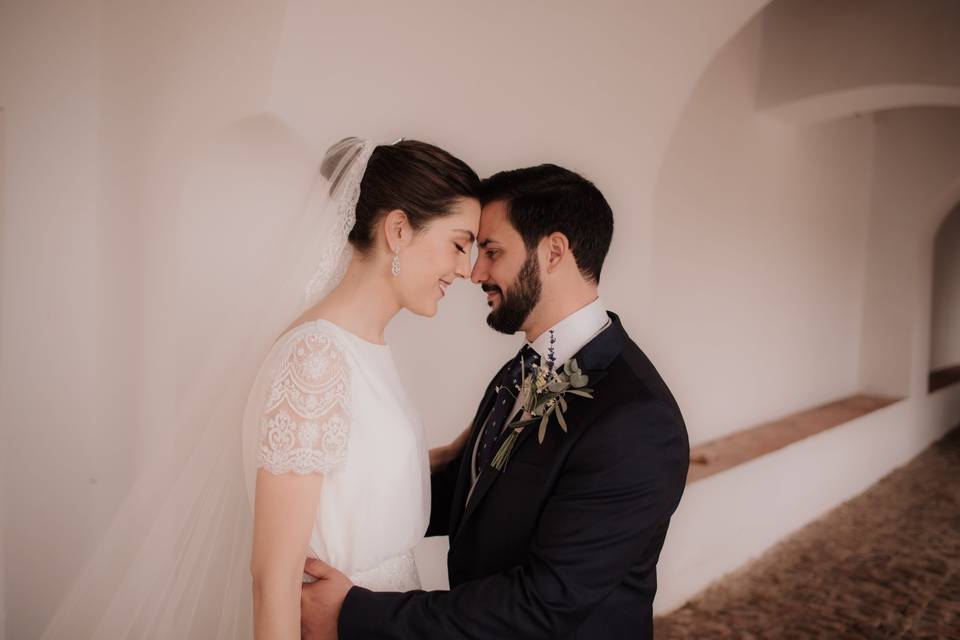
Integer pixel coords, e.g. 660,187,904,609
476,345,542,472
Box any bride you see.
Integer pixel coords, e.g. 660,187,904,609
38,133,479,639
245,137,480,637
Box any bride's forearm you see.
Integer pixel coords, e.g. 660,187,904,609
252,574,301,639
251,469,325,639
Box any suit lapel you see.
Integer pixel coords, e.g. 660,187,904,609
457,369,609,531
454,311,629,538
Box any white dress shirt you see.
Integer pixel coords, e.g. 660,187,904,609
470,297,611,485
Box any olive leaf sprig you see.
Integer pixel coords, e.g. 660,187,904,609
490,356,594,471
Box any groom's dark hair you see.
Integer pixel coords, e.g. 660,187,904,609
478,164,614,283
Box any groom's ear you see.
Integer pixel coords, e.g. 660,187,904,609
544,231,571,274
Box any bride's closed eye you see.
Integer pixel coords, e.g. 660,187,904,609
454,242,467,254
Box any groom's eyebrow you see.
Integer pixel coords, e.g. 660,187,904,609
478,238,501,248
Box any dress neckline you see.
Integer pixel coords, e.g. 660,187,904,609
273,317,392,353
311,318,391,349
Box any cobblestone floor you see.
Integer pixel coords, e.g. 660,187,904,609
654,426,960,639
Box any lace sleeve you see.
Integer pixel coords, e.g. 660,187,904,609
257,327,351,475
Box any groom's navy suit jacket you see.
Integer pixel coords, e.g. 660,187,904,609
339,311,689,639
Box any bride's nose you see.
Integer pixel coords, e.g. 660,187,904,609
454,254,471,279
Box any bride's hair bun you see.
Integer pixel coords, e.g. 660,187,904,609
348,139,480,254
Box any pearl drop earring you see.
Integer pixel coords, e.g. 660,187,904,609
391,248,401,276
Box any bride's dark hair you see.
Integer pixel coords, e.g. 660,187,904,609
346,139,480,254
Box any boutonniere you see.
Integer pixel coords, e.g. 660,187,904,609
491,333,598,471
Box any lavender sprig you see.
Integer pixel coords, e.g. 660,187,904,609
546,329,557,375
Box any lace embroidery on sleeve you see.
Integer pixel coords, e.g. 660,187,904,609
257,327,351,475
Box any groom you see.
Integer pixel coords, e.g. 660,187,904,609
300,164,690,639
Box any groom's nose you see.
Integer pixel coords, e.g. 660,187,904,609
470,259,486,285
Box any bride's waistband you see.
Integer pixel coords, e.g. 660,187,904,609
301,550,416,585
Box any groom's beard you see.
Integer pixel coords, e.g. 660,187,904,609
486,250,542,335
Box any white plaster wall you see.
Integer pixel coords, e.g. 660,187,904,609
0,102,6,640
757,0,960,113
931,206,960,370
650,18,874,446
0,1,291,637
0,2,111,637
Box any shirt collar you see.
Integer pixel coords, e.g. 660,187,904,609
527,297,610,367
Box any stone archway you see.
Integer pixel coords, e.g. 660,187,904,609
928,202,960,391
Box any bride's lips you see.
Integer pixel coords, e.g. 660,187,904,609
438,279,452,297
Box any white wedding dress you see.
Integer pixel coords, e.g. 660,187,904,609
241,317,430,590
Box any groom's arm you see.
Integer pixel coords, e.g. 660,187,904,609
338,399,690,640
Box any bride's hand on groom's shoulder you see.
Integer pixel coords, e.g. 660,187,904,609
300,558,353,640
429,421,473,473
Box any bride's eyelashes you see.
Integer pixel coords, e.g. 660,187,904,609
454,242,466,254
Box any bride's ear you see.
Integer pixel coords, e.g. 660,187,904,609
382,209,412,253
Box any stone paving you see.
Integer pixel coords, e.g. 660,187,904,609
654,426,960,639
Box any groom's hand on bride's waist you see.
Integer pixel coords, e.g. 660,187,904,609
301,558,353,640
